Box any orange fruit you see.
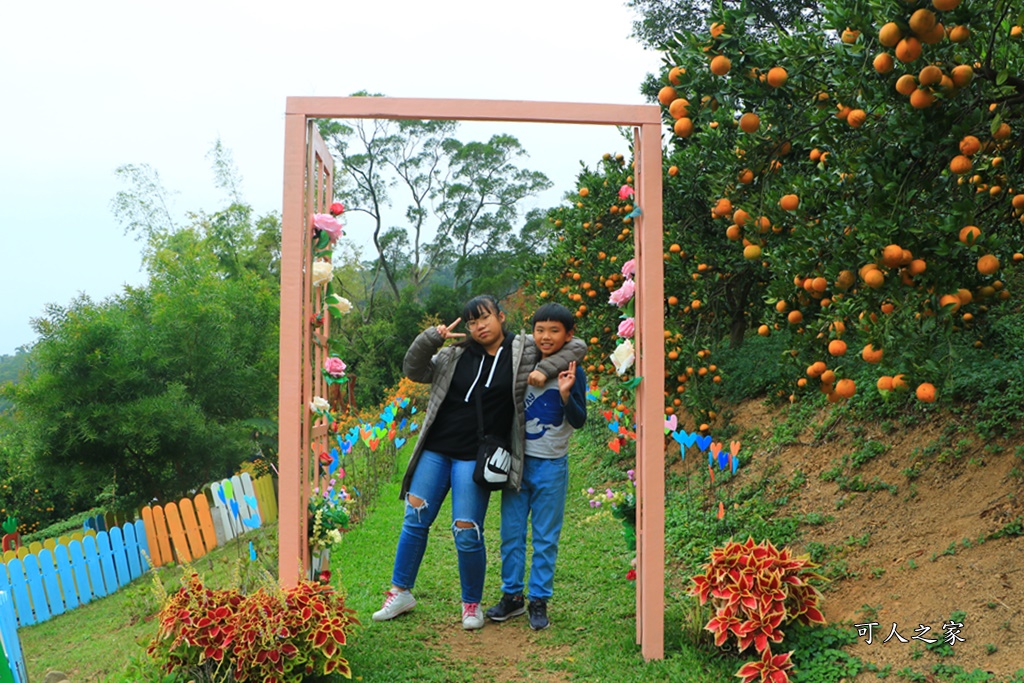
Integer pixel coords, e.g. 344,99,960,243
862,344,884,363
909,9,937,36
828,339,848,356
910,88,936,108
739,112,761,133
668,97,690,119
658,86,678,106
949,25,970,43
993,122,1011,141
895,37,922,63
933,0,961,9
579,187,589,198
951,65,974,87
877,376,894,391
835,378,856,399
864,269,885,288
668,66,685,84
892,374,909,391
882,244,904,268
710,22,726,38
939,294,962,312
879,22,902,47
744,244,762,260
758,324,770,337
921,22,945,45
895,74,918,95
1012,193,1024,210
710,55,731,75
957,288,973,305
674,118,694,138
788,309,804,324
726,224,742,241
775,300,789,313
714,197,733,216
959,135,981,156
949,155,972,174
779,194,800,211
836,270,856,290
873,53,895,74
842,27,860,44
766,67,788,87
959,225,981,244
916,382,937,403
733,209,750,226
668,165,679,176
977,254,1000,275
807,361,827,378
918,65,943,87
848,109,868,127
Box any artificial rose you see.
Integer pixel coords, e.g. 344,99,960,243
324,356,347,378
312,213,343,241
312,261,333,287
617,317,635,339
327,294,353,315
618,184,635,200
610,339,635,375
329,202,345,216
621,258,636,279
608,278,636,307
309,396,331,413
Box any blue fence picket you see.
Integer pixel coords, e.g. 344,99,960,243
108,527,130,588
122,524,142,580
0,590,27,683
36,550,64,617
68,540,92,604
53,545,79,611
4,560,32,627
82,535,106,599
94,532,118,595
21,556,50,623
133,520,151,572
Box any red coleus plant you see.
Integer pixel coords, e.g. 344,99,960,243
689,537,826,683
147,572,358,682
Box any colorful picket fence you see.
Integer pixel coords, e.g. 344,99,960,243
0,473,277,630
0,591,26,683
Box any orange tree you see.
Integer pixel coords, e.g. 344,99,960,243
526,0,1024,425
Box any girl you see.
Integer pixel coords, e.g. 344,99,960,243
372,295,586,629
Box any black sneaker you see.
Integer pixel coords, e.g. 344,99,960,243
485,593,525,622
528,598,549,630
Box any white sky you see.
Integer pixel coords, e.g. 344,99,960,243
0,0,663,355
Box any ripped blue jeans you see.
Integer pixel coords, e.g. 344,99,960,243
391,449,491,603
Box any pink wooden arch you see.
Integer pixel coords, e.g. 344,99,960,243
279,97,666,659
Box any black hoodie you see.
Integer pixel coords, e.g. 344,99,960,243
422,333,515,460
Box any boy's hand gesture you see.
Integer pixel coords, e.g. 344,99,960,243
558,361,576,400
527,369,547,386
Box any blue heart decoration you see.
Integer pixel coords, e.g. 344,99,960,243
709,450,715,467
696,434,713,452
382,407,395,422
341,441,353,455
411,406,418,414
249,541,257,561
217,487,227,505
409,422,419,432
347,427,359,441
679,443,686,461
671,430,687,446
608,421,620,433
244,494,258,510
242,512,261,529
400,397,410,408
732,455,739,474
399,418,408,430
229,499,240,519
718,450,729,470
395,437,407,450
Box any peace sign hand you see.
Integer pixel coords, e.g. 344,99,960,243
436,317,466,341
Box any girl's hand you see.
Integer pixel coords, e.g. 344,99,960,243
436,317,466,341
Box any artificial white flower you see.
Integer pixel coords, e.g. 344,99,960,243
310,396,331,413
610,339,635,375
327,294,353,315
312,261,333,287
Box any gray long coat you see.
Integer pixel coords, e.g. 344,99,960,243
400,327,586,498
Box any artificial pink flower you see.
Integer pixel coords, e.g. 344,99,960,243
329,202,345,216
318,569,332,584
324,356,347,378
313,213,343,241
626,569,637,581
608,278,636,307
617,317,635,339
319,451,332,464
618,185,635,200
621,258,636,279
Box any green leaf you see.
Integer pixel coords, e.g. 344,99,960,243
996,70,1008,86
621,376,643,389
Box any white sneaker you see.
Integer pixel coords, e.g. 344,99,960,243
462,602,484,630
372,589,416,621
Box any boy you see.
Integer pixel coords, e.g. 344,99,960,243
485,303,587,630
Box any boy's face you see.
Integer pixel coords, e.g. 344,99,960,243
532,320,573,358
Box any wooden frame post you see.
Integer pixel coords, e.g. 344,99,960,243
279,97,665,659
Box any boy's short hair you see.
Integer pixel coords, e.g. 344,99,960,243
531,303,575,333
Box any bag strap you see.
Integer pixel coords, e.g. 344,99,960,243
473,378,486,441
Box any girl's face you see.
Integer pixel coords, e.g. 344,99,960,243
466,305,506,350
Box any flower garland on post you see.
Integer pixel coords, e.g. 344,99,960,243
305,203,356,574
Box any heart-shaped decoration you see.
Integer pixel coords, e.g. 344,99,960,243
718,450,729,470
399,418,408,430
696,434,713,452
717,501,725,519
395,437,407,450
664,414,678,432
608,438,621,454
731,455,739,474
388,428,397,441
409,422,419,432
608,421,620,433
369,438,380,451
730,440,741,457
603,410,614,422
